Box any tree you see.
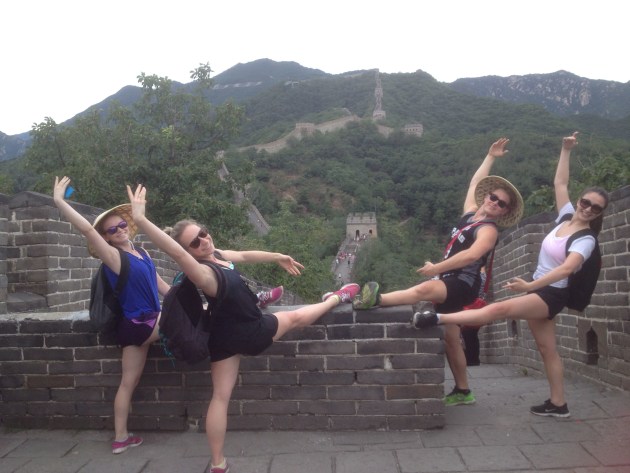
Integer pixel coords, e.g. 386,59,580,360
24,64,248,238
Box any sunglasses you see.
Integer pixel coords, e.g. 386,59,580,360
489,192,509,209
103,220,128,235
188,228,209,249
578,198,604,215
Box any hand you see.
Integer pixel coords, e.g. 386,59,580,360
562,131,579,151
488,137,510,158
53,176,71,203
127,184,147,222
416,261,439,278
503,277,530,293
277,255,305,276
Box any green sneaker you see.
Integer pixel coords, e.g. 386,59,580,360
352,282,381,310
443,388,476,406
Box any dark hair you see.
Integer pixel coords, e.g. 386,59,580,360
580,186,609,235
163,219,202,248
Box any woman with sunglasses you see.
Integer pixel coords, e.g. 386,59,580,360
353,137,524,408
127,184,360,473
413,132,609,418
53,176,171,454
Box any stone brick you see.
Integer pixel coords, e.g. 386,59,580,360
299,400,355,415
299,371,355,385
242,401,299,415
27,375,75,388
269,356,324,371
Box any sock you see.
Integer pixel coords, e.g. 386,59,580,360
455,387,471,395
212,458,227,469
435,313,443,324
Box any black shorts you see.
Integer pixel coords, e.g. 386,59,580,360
435,276,477,314
209,313,279,362
529,286,570,319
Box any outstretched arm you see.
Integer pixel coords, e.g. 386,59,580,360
127,184,220,297
219,250,304,276
463,138,510,213
53,176,121,272
554,132,578,212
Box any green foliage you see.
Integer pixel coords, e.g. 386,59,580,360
351,218,442,292
233,202,341,302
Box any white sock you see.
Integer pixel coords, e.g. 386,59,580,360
435,313,443,324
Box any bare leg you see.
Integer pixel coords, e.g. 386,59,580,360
444,324,470,390
273,296,342,341
528,318,566,406
113,317,160,441
207,355,240,467
114,343,150,440
438,293,549,326
380,280,447,307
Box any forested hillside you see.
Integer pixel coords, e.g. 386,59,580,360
2,64,629,300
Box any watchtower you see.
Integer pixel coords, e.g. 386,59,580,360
346,212,378,240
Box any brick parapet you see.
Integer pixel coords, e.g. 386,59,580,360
0,304,445,432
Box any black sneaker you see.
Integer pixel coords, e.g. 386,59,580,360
530,399,570,418
411,309,438,328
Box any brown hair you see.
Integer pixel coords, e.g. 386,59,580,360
580,186,609,235
163,219,202,248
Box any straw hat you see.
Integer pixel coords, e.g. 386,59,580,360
88,204,138,257
474,176,524,228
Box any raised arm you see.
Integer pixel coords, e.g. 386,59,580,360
219,250,304,276
463,138,510,213
53,176,121,272
554,132,578,212
127,184,220,297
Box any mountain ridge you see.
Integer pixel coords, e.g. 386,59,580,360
1,59,629,162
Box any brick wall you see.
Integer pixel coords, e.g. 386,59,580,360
0,306,444,432
0,191,444,431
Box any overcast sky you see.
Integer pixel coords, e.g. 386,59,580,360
2,0,626,136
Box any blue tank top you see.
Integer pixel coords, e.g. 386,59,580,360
104,250,160,320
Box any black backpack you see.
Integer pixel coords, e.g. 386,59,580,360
560,214,602,311
89,248,130,334
159,261,226,364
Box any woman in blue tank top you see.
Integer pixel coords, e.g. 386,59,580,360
53,177,171,455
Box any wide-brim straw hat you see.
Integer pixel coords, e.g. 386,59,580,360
474,175,524,228
88,204,138,257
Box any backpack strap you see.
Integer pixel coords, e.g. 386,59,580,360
113,248,130,296
199,260,228,304
482,248,495,295
443,220,494,258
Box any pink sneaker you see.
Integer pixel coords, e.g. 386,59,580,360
112,434,143,454
322,283,360,303
209,459,231,473
257,286,284,308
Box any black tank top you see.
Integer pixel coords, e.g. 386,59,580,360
440,212,497,288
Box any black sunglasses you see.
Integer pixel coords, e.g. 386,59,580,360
489,192,509,209
188,228,209,249
103,220,128,235
578,198,604,215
